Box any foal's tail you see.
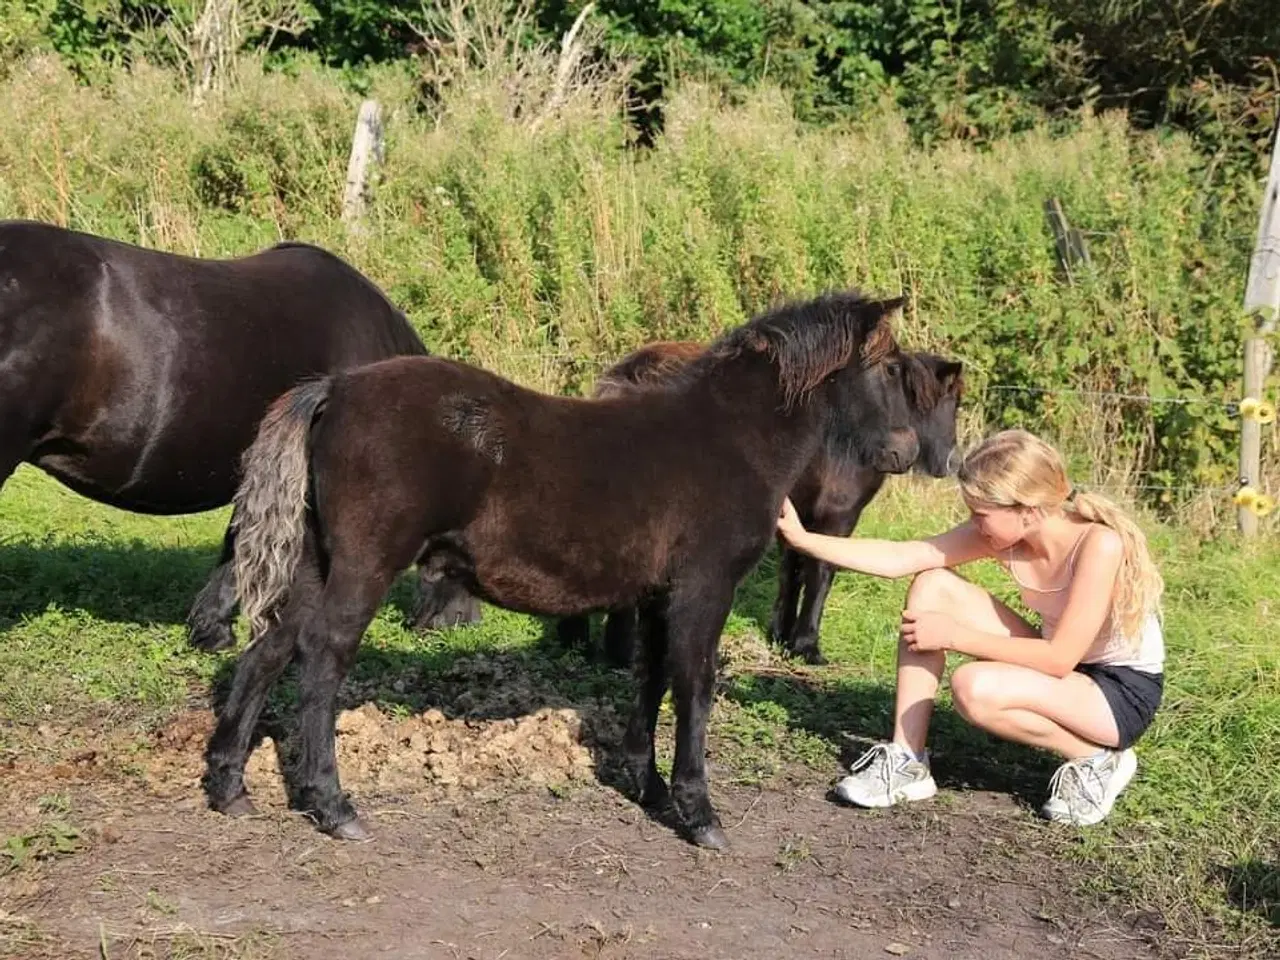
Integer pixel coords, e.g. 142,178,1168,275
232,378,332,643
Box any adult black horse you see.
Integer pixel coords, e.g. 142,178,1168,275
0,219,428,650
208,290,920,850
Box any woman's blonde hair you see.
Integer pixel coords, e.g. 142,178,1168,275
956,429,1164,643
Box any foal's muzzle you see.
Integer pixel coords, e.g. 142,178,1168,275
876,428,920,475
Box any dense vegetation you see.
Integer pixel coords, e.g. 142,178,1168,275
4,16,1275,509
1,3,1278,955
6,1,1278,147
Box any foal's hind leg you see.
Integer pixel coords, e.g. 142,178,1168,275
294,553,403,840
187,522,240,652
666,581,734,850
622,599,669,808
204,534,322,816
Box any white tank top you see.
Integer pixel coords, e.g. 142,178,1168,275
1002,527,1165,675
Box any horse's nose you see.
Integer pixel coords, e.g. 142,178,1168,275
946,446,961,476
902,431,921,470
887,429,919,474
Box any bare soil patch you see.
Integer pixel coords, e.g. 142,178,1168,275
1,654,1161,960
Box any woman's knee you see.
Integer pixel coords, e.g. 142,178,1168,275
950,662,1003,720
906,568,960,611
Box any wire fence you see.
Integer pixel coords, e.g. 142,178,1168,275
983,384,1239,409
483,348,1275,508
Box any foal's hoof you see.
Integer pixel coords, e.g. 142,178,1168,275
792,647,827,666
329,818,373,842
219,794,258,818
690,824,729,851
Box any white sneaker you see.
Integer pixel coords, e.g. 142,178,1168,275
834,742,937,808
1041,748,1138,826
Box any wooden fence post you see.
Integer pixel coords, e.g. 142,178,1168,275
1044,197,1092,285
342,99,384,230
1238,123,1280,537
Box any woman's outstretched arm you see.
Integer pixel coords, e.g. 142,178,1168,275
775,498,992,580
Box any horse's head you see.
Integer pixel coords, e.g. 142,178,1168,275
697,290,920,472
902,351,965,478
818,295,921,475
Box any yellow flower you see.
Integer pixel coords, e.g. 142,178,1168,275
1254,494,1276,518
1238,397,1276,424
1234,486,1260,509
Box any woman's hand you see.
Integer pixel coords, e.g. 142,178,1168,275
900,610,955,652
776,497,807,544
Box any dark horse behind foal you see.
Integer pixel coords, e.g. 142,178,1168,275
420,340,964,667
572,342,962,666
208,291,919,850
0,220,427,647
587,340,964,666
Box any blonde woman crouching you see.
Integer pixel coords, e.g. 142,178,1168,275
775,429,1165,826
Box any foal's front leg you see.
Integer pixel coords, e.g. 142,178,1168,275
789,556,835,665
790,493,877,663
768,545,803,651
602,605,639,667
666,582,734,850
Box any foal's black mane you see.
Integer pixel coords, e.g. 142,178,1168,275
680,290,903,409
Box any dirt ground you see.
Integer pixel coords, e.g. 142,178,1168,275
0,661,1164,960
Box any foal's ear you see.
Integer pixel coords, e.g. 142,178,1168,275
939,359,965,394
859,296,905,365
877,296,907,328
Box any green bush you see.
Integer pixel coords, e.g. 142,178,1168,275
0,55,1273,514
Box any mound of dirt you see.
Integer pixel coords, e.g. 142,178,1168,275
5,653,622,807
247,701,602,795
239,652,621,800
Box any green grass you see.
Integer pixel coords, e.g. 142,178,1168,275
2,463,1277,956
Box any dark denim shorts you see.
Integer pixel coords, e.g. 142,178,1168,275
1075,662,1164,749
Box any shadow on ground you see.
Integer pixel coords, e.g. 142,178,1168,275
1217,861,1280,927
4,535,1055,836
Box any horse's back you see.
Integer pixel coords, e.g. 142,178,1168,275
0,221,425,513
1,220,420,355
593,340,704,398
0,220,116,304
319,355,756,609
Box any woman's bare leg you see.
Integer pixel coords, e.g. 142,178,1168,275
949,662,1118,758
892,568,1039,757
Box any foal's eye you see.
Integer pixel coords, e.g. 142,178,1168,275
886,361,902,378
